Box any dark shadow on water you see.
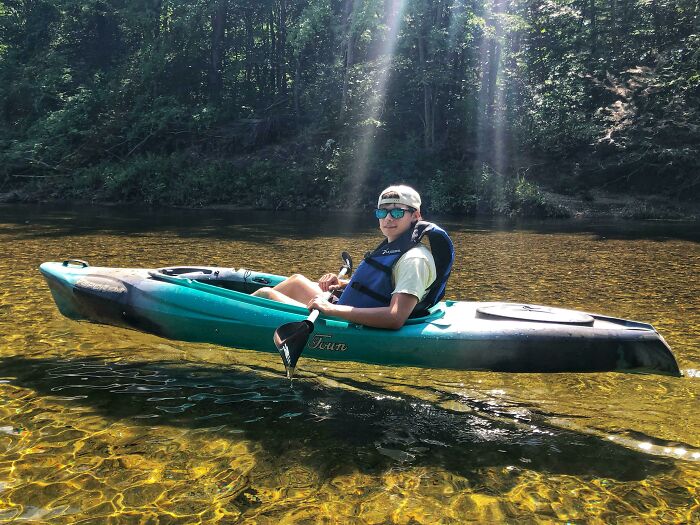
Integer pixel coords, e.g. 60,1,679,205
0,204,375,242
2,203,698,243
0,355,676,483
492,216,700,243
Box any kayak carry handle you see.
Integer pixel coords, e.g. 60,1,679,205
62,259,90,268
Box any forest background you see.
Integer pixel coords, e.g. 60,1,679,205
1,0,699,217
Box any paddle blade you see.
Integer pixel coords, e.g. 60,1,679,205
273,320,314,378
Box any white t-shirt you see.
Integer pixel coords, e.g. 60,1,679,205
391,244,436,301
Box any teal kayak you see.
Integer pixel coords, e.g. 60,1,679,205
39,260,681,376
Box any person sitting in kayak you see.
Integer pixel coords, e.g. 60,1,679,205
251,185,453,329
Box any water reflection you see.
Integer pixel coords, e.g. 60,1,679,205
2,203,699,243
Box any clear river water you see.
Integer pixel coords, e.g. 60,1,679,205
0,204,699,524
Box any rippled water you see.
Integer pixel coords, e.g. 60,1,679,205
1,204,699,523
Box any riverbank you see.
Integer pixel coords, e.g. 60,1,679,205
541,190,699,221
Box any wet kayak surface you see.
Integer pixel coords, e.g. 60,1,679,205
1,204,699,523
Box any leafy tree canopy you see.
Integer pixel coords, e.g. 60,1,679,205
1,0,698,213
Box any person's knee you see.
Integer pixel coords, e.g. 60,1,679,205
287,273,308,284
252,287,272,298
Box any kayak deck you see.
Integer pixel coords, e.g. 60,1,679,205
39,261,682,376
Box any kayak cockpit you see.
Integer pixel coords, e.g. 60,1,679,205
153,267,449,324
153,266,285,295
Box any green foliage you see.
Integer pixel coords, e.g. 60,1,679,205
1,0,698,211
618,200,687,221
425,164,570,218
471,166,569,218
582,34,700,197
288,0,331,55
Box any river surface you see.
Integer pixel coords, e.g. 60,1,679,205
1,204,699,524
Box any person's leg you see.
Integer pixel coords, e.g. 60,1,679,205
251,274,321,305
251,287,306,307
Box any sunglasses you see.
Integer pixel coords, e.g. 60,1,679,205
375,207,414,219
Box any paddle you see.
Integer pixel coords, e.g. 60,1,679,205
274,252,353,379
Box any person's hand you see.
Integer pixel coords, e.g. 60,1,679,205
318,273,340,292
308,295,334,314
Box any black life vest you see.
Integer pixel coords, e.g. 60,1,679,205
336,221,454,316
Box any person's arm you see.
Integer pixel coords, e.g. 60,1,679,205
307,292,418,330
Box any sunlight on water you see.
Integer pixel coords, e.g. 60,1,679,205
0,205,699,523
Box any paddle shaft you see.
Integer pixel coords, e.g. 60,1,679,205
275,257,352,378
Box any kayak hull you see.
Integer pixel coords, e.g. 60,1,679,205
39,261,681,376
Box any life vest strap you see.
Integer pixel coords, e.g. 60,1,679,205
349,282,391,304
362,256,393,275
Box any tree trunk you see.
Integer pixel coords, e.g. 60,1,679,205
417,0,444,150
650,0,661,48
590,0,598,59
486,38,500,124
278,0,287,97
610,0,617,50
293,56,301,125
209,0,227,104
339,0,359,122
269,4,276,97
245,8,253,95
417,31,433,150
152,0,162,38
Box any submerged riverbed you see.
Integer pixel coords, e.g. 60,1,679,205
1,204,699,523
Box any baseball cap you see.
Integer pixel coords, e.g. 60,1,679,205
377,185,421,210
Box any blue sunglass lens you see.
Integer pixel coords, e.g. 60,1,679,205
375,208,408,219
